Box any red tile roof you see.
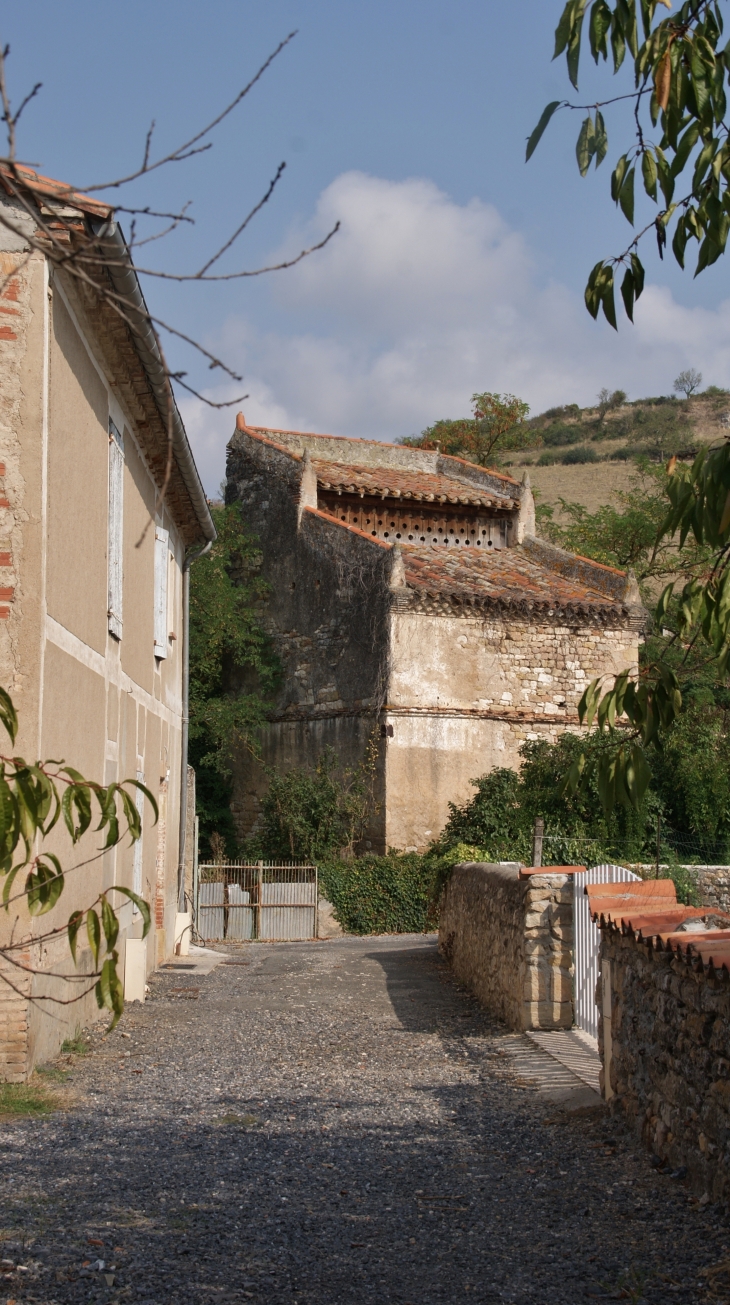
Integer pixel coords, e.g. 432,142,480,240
312,459,517,509
400,544,629,613
0,163,112,219
239,418,519,486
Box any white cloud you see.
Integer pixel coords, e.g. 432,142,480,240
180,170,730,495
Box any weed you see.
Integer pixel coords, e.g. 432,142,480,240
61,1034,90,1056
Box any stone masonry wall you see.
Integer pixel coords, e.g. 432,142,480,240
600,928,730,1201
438,863,574,1030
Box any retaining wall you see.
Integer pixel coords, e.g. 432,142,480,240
438,862,574,1031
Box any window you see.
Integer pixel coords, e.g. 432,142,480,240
154,526,169,658
107,418,124,639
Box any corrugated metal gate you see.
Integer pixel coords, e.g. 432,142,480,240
573,864,640,1039
195,862,318,943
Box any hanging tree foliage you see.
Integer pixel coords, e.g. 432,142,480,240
527,0,730,815
0,687,155,1028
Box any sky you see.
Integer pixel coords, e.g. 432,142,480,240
6,1,730,494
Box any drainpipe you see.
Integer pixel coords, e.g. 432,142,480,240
177,540,213,912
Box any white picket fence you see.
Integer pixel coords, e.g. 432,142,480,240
573,864,640,1039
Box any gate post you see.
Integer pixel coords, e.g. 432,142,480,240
532,817,544,868
256,860,264,940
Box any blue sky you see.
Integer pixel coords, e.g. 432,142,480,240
6,2,730,492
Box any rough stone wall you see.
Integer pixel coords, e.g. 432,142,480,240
600,928,730,1201
385,605,639,850
694,868,730,914
226,432,393,848
438,863,574,1030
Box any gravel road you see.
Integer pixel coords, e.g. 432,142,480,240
1,934,728,1305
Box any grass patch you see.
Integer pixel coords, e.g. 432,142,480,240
35,1065,70,1083
0,1078,61,1120
61,1034,90,1056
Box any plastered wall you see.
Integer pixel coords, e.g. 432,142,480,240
384,609,639,850
0,224,186,1079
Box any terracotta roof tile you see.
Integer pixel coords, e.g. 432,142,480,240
401,544,628,613
242,420,518,486
0,163,112,219
312,459,516,509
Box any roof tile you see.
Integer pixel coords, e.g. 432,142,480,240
312,459,517,509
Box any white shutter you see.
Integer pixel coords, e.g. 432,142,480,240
108,420,124,640
154,527,169,657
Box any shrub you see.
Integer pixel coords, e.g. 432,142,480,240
560,446,599,464
704,385,729,397
542,422,583,447
537,450,559,465
250,745,376,862
318,852,442,934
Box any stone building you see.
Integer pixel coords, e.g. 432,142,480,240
0,165,214,1079
227,413,643,853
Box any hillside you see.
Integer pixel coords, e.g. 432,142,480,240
503,389,729,518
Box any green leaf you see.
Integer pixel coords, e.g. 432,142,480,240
619,166,635,225
526,101,562,162
642,149,658,201
68,909,83,964
610,13,626,71
101,895,119,951
611,153,628,201
655,149,675,205
629,252,645,300
671,120,700,177
554,1,574,58
25,855,63,915
576,115,596,176
113,885,152,937
620,267,635,321
594,110,608,167
601,271,618,330
672,215,689,268
87,907,101,967
0,687,18,745
590,0,612,61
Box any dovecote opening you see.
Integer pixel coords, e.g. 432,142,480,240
319,492,510,550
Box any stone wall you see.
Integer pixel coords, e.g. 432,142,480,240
600,927,730,1201
438,863,574,1030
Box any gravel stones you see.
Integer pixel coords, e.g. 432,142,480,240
0,934,728,1304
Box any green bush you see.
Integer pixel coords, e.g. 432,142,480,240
319,853,440,934
318,842,487,935
542,422,583,447
249,745,376,861
561,446,599,464
537,450,559,466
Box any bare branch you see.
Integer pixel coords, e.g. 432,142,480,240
197,161,286,276
133,220,341,282
83,31,298,193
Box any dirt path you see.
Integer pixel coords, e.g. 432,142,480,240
1,935,728,1304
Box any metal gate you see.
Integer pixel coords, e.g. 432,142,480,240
195,862,318,943
573,864,640,1039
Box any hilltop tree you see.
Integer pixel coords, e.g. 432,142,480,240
401,391,536,466
674,368,703,397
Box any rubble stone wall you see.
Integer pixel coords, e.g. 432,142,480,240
438,862,574,1030
601,927,730,1201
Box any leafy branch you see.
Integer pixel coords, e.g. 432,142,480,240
527,0,730,327
0,687,156,1028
